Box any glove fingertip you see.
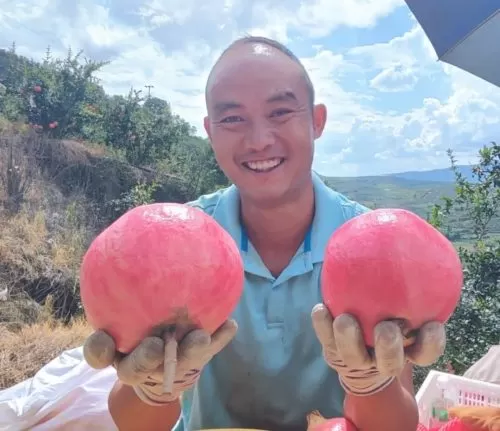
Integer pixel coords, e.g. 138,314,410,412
407,321,446,366
219,318,238,337
311,303,327,315
180,329,211,350
134,336,166,367
83,330,116,369
311,304,333,326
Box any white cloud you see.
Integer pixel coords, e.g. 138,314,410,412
369,65,418,93
1,0,499,177
346,25,436,93
283,0,404,38
301,50,370,134
312,23,500,175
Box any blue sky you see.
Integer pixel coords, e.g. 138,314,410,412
1,0,500,177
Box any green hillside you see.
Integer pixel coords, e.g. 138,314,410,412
322,174,500,244
322,175,455,217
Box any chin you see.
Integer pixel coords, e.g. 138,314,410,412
240,183,298,208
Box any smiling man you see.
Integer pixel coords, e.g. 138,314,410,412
83,36,446,431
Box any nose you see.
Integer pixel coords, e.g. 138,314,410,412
244,120,276,152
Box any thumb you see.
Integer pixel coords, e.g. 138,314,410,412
208,319,238,355
406,321,446,367
83,330,117,369
311,304,336,351
178,319,238,363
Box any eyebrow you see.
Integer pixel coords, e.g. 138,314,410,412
213,101,242,116
266,91,298,103
212,91,298,116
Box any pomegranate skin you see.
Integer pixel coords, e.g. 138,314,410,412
310,417,358,431
321,208,463,347
80,202,244,354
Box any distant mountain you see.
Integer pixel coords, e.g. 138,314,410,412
385,165,475,183
321,174,455,220
321,166,498,241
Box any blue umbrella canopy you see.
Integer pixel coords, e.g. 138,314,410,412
404,0,500,87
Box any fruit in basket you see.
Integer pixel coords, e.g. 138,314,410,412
80,202,245,354
321,208,463,347
429,418,471,430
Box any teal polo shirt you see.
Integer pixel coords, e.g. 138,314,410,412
173,172,370,431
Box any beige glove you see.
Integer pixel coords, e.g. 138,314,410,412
312,304,446,396
83,320,238,406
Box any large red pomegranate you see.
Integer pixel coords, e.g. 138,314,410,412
80,202,244,354
309,417,357,431
321,208,463,347
307,411,358,431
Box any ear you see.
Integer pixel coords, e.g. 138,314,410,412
312,104,327,139
204,116,212,141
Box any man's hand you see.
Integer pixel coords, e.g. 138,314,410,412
83,320,238,406
311,304,446,396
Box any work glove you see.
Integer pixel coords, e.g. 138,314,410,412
82,320,238,406
311,304,446,396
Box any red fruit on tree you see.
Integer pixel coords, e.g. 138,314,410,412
80,202,245,354
33,85,41,92
321,208,463,347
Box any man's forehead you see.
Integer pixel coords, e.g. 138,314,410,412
206,43,304,96
246,42,275,56
215,41,287,68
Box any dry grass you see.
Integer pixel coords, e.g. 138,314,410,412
0,307,92,389
0,210,50,275
0,206,93,390
0,292,44,331
0,125,127,391
0,129,100,390
0,156,98,317
0,203,88,291
0,126,141,391
0,129,103,324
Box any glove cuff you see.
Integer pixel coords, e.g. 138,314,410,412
339,374,395,397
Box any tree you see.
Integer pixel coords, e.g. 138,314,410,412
0,46,226,209
158,136,229,198
103,92,195,166
415,142,500,387
0,45,108,137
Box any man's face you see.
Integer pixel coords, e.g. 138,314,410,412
204,43,327,207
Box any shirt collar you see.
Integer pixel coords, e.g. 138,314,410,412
209,171,348,270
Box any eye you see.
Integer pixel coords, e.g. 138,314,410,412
220,115,244,123
270,108,293,118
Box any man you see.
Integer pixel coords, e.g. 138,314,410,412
83,36,446,430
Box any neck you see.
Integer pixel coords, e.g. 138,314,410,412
240,177,315,252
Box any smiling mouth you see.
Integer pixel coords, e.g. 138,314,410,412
242,157,285,173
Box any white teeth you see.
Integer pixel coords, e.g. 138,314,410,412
245,158,282,171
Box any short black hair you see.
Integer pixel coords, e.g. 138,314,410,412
206,35,315,107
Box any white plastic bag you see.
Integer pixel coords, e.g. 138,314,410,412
0,346,118,430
